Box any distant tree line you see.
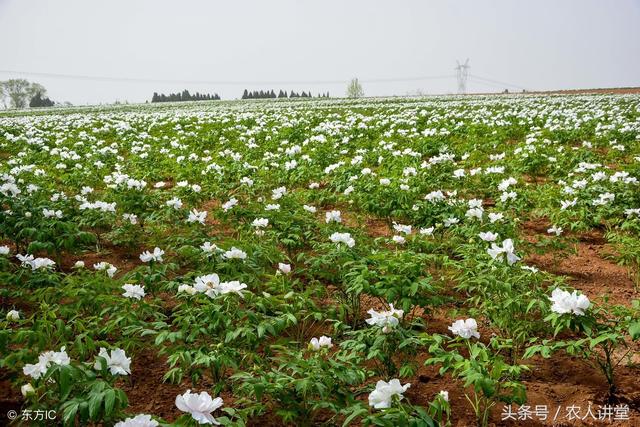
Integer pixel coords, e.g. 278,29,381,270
242,89,330,99
1,79,55,109
151,90,221,103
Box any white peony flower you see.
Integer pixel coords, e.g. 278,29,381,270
448,318,480,339
487,239,520,265
329,232,355,248
365,304,404,331
94,262,117,277
139,247,164,263
94,347,131,375
278,263,291,274
549,288,590,316
223,247,247,260
309,336,333,350
166,197,183,209
200,242,219,254
187,209,207,224
122,284,146,300
175,390,223,425
23,347,71,379
547,226,563,236
325,210,342,223
478,231,498,242
368,379,411,409
21,384,35,397
114,414,158,427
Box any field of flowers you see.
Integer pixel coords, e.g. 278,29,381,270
1,94,640,426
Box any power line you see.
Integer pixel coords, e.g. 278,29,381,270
469,73,527,91
0,69,455,86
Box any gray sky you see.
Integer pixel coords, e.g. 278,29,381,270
1,0,639,105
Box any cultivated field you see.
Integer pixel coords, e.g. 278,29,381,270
1,94,640,426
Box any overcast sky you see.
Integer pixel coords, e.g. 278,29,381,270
1,0,639,105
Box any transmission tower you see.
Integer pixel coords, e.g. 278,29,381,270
455,59,470,94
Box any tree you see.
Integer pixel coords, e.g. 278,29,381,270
346,78,364,98
2,79,35,109
29,92,55,108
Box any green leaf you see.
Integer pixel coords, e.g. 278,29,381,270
342,407,369,427
104,389,116,416
629,322,640,340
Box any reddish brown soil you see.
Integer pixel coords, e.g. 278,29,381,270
3,217,640,426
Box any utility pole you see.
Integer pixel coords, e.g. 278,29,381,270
455,59,470,94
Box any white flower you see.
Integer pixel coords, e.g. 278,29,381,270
252,218,269,228
43,208,63,219
94,262,117,277
123,213,138,225
6,310,20,321
122,284,146,300
175,390,223,425
448,318,480,339
330,232,355,248
309,336,333,350
365,304,404,331
178,284,197,295
73,260,85,268
380,178,391,185
465,207,483,221
487,239,520,265
392,235,406,244
443,217,459,227
188,209,207,224
303,205,317,213
0,245,9,255
278,263,291,274
193,274,220,294
419,227,434,236
115,414,159,427
265,203,280,211
218,281,248,297
549,288,590,316
547,226,563,236
368,379,411,409
94,347,131,375
478,231,498,242
166,197,183,209
325,210,342,223
271,186,287,200
21,384,35,397
592,192,615,206
17,254,56,271
223,247,247,260
438,390,449,401
488,212,504,223
222,197,238,212
393,223,412,235
139,247,164,263
560,199,577,210
500,191,517,202
200,242,219,254
23,347,71,379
